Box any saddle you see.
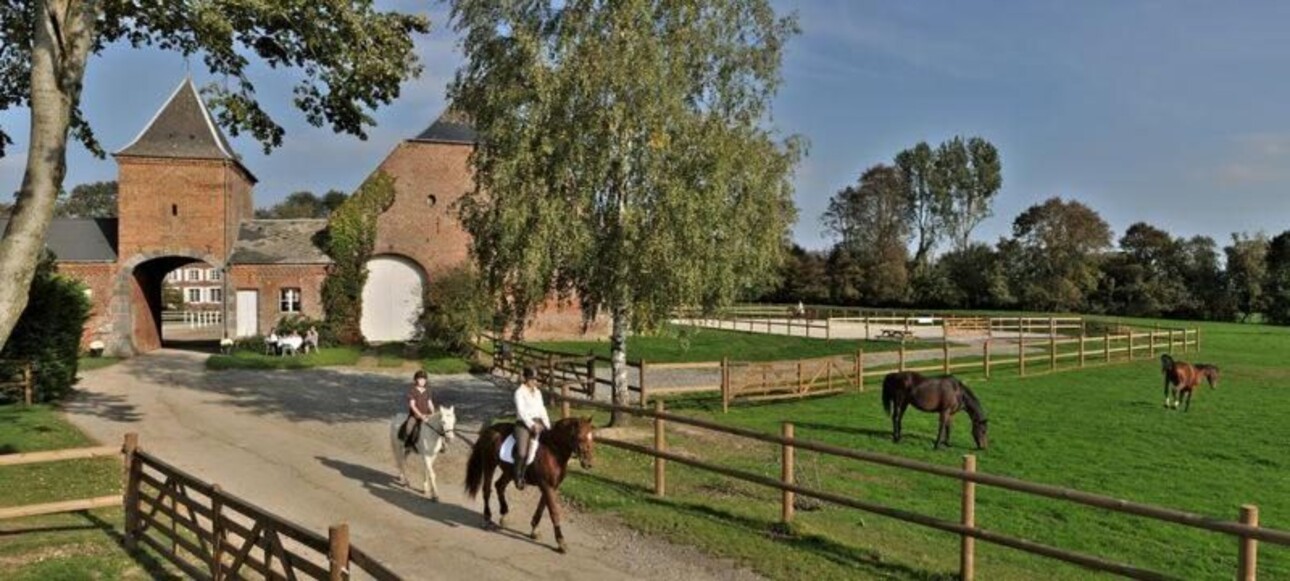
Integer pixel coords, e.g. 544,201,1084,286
499,433,540,466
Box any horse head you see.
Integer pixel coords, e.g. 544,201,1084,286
574,416,596,470
1160,354,1175,373
972,418,989,450
435,406,457,443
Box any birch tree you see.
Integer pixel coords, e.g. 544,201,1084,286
450,0,801,424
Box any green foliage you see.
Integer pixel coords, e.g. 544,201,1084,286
419,265,489,357
0,2,430,158
1005,197,1112,312
206,346,361,370
273,314,333,345
255,190,348,219
1225,232,1269,322
450,0,801,336
0,253,90,402
55,180,116,218
895,136,1002,267
1262,231,1290,325
319,172,397,344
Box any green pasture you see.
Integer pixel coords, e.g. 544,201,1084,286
0,405,176,579
561,317,1288,580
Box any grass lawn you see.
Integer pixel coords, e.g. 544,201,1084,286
205,346,363,370
533,325,944,363
559,317,1290,580
78,357,124,372
0,405,177,579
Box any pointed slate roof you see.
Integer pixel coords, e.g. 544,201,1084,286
115,78,256,180
0,218,118,262
411,108,478,144
228,220,332,265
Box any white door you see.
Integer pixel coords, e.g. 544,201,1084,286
361,256,426,342
235,290,258,338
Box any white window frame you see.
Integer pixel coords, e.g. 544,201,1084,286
185,287,202,303
186,268,202,282
279,288,301,313
208,288,223,304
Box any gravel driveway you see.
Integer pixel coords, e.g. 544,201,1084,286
63,350,759,581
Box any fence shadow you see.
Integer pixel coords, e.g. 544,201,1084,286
570,471,955,581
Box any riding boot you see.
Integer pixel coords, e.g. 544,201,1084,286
513,422,530,490
403,418,421,452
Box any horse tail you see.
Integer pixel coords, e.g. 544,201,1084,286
465,429,494,499
881,374,896,414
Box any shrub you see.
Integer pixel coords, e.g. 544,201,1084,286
0,252,91,402
419,265,489,357
273,315,335,346
319,172,398,344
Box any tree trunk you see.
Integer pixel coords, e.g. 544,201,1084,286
608,303,628,427
0,2,97,351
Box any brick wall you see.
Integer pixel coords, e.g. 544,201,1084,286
116,157,246,263
57,262,116,347
370,141,473,279
229,264,328,335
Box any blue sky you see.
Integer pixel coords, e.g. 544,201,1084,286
3,1,1290,251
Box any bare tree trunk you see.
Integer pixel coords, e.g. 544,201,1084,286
0,2,97,350
608,302,628,427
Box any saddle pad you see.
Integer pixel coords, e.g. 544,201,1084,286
500,433,539,466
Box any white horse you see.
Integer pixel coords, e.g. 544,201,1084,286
388,407,456,501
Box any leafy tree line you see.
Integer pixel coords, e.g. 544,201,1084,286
765,188,1284,323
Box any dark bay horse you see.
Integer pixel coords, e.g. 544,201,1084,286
882,371,989,450
1161,355,1219,411
465,416,596,553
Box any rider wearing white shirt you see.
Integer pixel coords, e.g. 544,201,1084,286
513,367,550,490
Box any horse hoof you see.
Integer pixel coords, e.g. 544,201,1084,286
557,540,568,554
430,496,440,503
531,529,541,540
499,516,507,528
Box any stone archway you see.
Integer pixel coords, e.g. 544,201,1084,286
360,254,427,343
110,250,225,356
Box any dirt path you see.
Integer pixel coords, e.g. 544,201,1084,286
63,350,760,581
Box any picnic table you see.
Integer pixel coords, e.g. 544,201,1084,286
879,329,912,340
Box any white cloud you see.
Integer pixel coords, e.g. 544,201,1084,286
1213,133,1290,187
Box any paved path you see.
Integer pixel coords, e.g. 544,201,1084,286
63,350,759,581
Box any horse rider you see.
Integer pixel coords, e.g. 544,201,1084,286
400,370,436,451
513,366,550,490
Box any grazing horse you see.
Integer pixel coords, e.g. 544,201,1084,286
1161,355,1218,411
465,416,595,553
882,372,989,450
388,407,457,500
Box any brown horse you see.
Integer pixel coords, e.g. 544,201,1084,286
1162,355,1219,411
882,371,989,450
465,416,595,553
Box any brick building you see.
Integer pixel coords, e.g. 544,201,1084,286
42,78,601,356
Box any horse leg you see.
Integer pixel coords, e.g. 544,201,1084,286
495,469,512,528
894,402,907,443
943,413,954,448
530,495,548,540
540,484,567,553
1184,388,1193,412
481,472,494,525
1163,376,1171,408
391,433,408,486
423,447,439,501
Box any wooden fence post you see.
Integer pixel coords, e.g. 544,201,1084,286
983,341,991,379
329,523,350,581
1049,317,1056,340
961,455,977,581
1197,328,1203,352
22,362,32,406
855,349,864,392
1104,331,1111,363
585,352,596,398
797,360,804,393
1169,329,1176,354
655,400,667,497
1049,335,1057,372
639,359,649,409
560,382,570,420
211,484,225,581
122,433,140,550
721,357,730,414
864,317,870,341
1079,334,1086,368
942,326,951,375
1128,332,1135,360
1239,505,1259,581
1149,330,1157,358
1018,328,1026,377
899,341,906,372
782,422,795,525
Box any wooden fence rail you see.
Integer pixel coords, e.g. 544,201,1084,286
117,433,403,580
550,393,1284,580
0,361,34,405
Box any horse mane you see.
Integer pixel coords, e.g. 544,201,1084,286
956,380,987,423
1160,354,1176,372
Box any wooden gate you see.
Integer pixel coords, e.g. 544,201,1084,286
723,354,859,409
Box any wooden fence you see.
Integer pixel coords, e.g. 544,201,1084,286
0,361,34,405
476,334,650,406
721,354,861,412
551,394,1286,580
0,443,121,521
